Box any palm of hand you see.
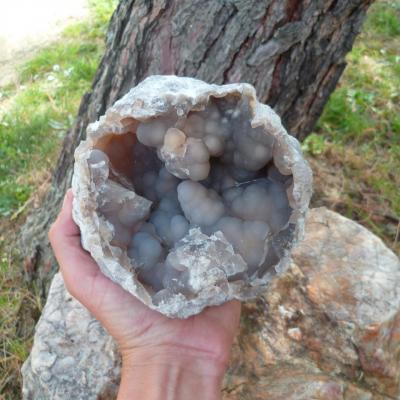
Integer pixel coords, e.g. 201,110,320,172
49,190,241,368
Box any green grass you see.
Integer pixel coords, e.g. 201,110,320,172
0,242,38,397
0,1,117,397
366,1,400,36
0,0,118,218
303,0,400,253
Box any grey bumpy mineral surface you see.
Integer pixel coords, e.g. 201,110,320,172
72,75,312,318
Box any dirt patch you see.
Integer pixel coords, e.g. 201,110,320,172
308,151,399,256
0,0,89,87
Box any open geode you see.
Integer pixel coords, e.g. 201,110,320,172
72,76,312,318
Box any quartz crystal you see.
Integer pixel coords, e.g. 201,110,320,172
72,76,312,318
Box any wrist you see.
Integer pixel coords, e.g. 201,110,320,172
118,346,226,400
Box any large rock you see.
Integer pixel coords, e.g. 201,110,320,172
22,208,400,399
223,207,400,399
21,274,121,399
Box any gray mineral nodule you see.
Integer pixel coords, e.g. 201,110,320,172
72,75,313,318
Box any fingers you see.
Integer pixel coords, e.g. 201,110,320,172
49,189,103,304
52,189,80,237
49,191,160,340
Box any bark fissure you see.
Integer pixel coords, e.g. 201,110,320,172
94,0,137,115
222,32,252,83
224,1,275,82
286,0,303,22
134,0,171,83
197,5,237,72
274,0,373,137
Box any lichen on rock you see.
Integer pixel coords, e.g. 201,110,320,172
72,75,312,318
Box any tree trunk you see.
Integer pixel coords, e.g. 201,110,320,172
19,0,373,295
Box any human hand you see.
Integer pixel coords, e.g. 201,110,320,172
49,190,241,399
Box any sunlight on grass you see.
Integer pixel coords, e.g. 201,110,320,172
0,0,117,217
365,1,400,37
305,0,400,252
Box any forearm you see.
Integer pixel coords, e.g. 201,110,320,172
118,351,225,400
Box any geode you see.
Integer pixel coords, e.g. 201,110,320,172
72,75,312,318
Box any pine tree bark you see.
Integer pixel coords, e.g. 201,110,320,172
19,0,373,295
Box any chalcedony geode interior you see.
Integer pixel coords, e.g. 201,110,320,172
72,76,312,318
